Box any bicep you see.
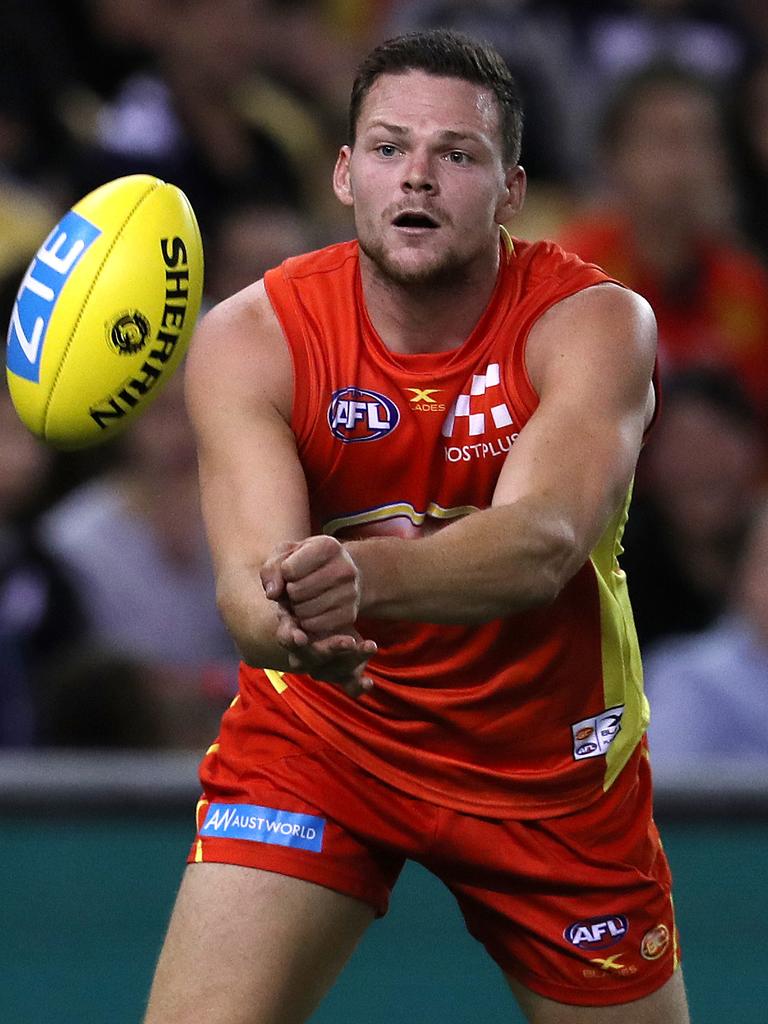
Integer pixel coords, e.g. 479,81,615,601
185,284,311,586
492,284,657,555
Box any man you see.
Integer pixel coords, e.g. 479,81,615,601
144,29,689,1024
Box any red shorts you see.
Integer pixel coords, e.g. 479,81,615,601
190,676,680,1008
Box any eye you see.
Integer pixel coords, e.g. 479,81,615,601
445,150,471,164
376,144,400,158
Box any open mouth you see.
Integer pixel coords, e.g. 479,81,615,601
392,212,440,229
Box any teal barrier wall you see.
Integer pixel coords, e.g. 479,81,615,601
1,815,765,1023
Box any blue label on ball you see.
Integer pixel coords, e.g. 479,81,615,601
6,210,101,383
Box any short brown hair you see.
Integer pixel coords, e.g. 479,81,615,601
349,29,524,166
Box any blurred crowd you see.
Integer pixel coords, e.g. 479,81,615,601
1,0,767,769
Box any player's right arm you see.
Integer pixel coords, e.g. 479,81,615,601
185,281,373,689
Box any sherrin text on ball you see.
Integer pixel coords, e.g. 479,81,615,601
5,174,204,449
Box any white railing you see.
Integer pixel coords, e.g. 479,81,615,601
0,751,766,814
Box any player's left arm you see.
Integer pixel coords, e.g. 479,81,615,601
268,283,656,628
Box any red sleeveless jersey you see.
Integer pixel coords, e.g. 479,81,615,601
248,235,649,818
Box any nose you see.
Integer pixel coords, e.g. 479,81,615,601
402,151,437,194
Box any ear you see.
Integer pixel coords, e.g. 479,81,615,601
333,146,354,207
495,165,527,224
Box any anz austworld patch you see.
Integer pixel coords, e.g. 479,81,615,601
7,210,101,383
200,803,325,852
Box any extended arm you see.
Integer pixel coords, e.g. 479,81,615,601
186,281,374,690
272,284,657,628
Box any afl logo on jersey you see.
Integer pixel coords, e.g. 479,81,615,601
327,387,400,443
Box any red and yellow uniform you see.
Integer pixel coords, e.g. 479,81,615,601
192,235,678,1006
251,233,645,818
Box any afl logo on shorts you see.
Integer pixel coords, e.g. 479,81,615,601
328,386,400,443
565,914,629,950
107,310,150,355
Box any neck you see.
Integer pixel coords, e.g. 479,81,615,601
359,244,501,354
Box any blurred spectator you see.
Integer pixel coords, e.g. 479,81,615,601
0,629,35,746
644,491,768,765
0,0,175,206
38,646,226,750
205,202,317,305
38,648,165,749
0,362,86,745
72,0,304,233
38,370,238,718
570,0,751,142
566,0,755,179
557,63,768,418
622,368,765,650
729,56,768,265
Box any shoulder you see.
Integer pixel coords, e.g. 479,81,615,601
534,280,656,333
185,279,293,422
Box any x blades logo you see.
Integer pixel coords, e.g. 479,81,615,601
327,386,400,443
405,387,445,412
582,954,638,979
406,387,441,403
590,955,626,973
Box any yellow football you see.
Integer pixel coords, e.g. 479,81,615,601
5,174,203,449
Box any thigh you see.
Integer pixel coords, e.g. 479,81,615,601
143,862,375,1024
507,968,689,1023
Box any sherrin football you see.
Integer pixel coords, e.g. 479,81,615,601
5,174,203,449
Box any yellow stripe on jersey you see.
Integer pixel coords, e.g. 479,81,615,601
322,500,478,537
206,742,220,756
669,891,681,970
194,799,209,862
195,798,209,829
264,668,288,693
589,483,649,791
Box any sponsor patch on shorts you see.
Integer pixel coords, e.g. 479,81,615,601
565,913,629,949
571,705,624,760
200,803,325,852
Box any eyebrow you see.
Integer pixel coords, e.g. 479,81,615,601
365,120,486,146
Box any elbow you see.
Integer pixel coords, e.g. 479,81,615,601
215,577,277,668
519,523,585,610
215,586,252,663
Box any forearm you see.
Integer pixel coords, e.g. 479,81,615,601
347,500,582,624
216,566,292,670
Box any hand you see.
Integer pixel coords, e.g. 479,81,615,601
260,540,302,604
277,609,377,698
261,537,375,698
267,535,363,636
